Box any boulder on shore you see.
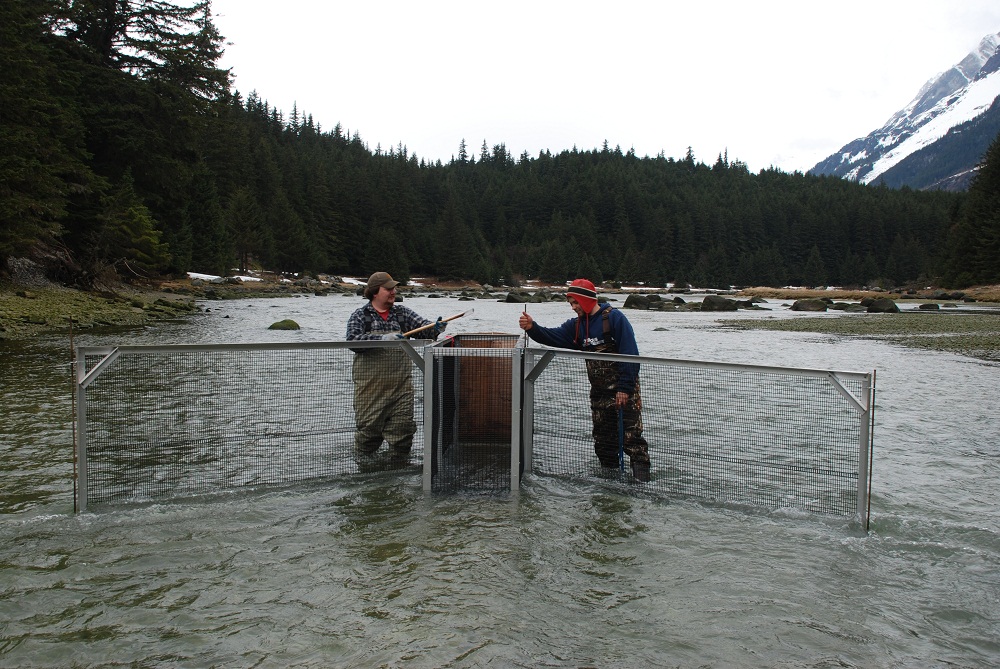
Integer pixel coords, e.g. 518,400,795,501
789,298,828,312
867,298,900,313
623,294,651,310
504,291,552,304
268,319,301,330
700,295,739,311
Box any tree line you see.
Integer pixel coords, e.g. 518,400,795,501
3,1,998,290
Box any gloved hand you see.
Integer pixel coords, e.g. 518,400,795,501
432,317,447,336
381,333,404,340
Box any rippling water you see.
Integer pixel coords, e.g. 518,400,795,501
2,293,999,667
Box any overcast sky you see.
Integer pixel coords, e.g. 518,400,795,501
209,1,1000,173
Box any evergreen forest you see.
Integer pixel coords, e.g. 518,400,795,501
3,1,999,290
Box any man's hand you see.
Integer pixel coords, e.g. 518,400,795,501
615,391,628,408
518,313,534,331
432,317,447,336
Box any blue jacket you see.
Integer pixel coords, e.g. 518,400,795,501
525,304,640,394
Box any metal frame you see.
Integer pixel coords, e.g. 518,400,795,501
74,340,428,511
519,347,875,523
510,343,525,492
421,338,522,492
75,339,874,524
422,346,436,492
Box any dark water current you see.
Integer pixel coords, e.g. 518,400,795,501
2,293,999,667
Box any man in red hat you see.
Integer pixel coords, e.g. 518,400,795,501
518,278,651,482
346,271,445,465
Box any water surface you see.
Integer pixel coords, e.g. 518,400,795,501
2,294,998,667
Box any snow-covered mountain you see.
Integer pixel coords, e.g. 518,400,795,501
811,32,1000,190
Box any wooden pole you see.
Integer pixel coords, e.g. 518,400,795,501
401,308,474,338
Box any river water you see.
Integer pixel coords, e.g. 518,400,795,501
2,292,999,667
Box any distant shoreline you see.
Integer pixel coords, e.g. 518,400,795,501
735,285,1000,303
3,277,999,342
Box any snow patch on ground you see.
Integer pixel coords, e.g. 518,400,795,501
187,272,262,282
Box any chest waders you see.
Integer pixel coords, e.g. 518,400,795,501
352,310,416,458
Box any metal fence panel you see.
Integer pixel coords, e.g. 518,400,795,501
75,338,873,525
76,342,424,509
524,348,873,519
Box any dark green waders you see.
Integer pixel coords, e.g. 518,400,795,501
352,348,417,458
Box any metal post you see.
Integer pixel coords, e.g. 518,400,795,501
510,347,523,492
422,347,435,492
857,372,874,528
521,350,542,472
75,352,89,512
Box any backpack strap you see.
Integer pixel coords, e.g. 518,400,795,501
573,305,618,351
600,305,617,351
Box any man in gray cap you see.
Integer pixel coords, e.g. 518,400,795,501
346,272,446,465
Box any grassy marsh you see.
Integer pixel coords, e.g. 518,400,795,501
719,312,1000,362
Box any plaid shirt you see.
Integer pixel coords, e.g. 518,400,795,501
346,302,432,340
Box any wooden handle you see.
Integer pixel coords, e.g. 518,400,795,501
401,308,473,338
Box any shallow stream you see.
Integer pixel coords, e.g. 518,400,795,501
2,294,998,667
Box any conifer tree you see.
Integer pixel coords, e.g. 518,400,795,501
225,188,264,274
363,226,409,282
944,131,1000,286
838,250,863,288
92,170,171,275
538,241,569,283
51,0,229,98
802,245,828,287
0,0,97,264
186,164,228,275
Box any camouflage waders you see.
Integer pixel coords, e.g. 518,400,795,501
352,348,416,457
586,359,650,468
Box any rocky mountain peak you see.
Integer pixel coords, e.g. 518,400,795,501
811,31,1000,190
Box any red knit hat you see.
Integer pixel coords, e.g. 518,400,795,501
566,278,598,313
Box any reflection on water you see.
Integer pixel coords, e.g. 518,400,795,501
2,295,1000,666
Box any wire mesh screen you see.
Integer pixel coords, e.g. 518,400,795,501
427,334,520,493
526,351,871,517
78,343,424,507
77,340,871,518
